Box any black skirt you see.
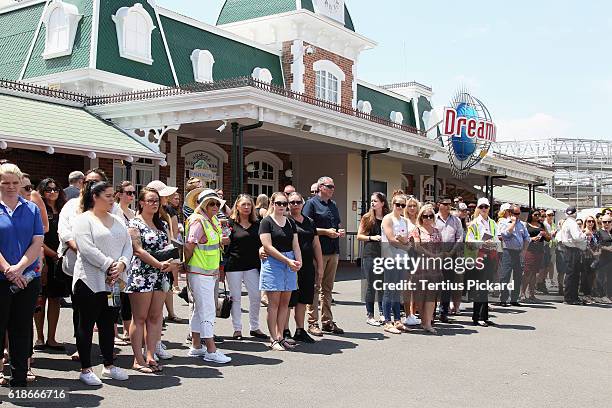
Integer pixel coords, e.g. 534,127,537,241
289,261,315,307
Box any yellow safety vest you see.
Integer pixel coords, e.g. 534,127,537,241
465,218,498,259
185,214,222,275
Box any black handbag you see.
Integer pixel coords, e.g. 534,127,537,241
151,246,180,262
216,280,232,319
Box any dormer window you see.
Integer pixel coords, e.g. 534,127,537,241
42,0,82,60
390,111,404,125
251,67,273,84
112,3,155,65
313,60,345,104
191,50,215,83
357,100,372,115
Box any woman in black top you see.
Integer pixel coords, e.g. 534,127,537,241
283,192,323,344
520,210,550,301
224,194,266,340
35,178,68,351
259,192,302,350
357,192,389,326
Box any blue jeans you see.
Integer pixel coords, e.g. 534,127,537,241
361,256,383,317
500,249,523,302
382,265,401,322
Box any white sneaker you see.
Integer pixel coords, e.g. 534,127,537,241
80,370,102,386
159,341,167,350
378,314,385,323
404,314,421,326
101,366,128,381
155,342,172,360
203,351,231,364
366,317,381,327
187,346,207,357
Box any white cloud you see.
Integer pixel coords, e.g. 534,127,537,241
496,113,571,142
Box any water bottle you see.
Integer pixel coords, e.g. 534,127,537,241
107,282,122,308
9,270,36,294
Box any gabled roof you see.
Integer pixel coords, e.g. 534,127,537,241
217,0,355,32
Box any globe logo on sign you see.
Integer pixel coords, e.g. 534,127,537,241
442,88,496,177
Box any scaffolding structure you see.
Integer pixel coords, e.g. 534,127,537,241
494,138,612,209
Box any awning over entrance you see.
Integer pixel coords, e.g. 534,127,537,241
476,185,569,210
0,91,164,161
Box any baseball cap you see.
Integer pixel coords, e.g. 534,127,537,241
565,206,577,216
458,202,468,211
68,171,85,183
147,180,178,197
438,196,452,204
477,197,490,208
546,209,554,215
500,203,511,212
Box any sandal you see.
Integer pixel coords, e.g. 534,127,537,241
422,326,438,334
269,340,285,351
0,373,8,386
26,368,36,382
71,352,80,362
232,331,243,340
132,364,154,374
165,315,182,323
33,340,46,351
147,362,163,372
279,338,295,350
114,337,129,346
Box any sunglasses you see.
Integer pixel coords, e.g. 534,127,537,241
394,203,407,208
123,190,135,196
512,212,521,215
322,184,335,189
310,190,317,194
44,187,59,193
274,201,288,207
207,202,220,208
145,199,159,205
288,201,302,206
439,202,450,206
478,205,490,209
422,214,435,220
22,185,34,192
602,220,611,224
587,220,595,223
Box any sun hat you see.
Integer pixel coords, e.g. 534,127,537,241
147,180,178,197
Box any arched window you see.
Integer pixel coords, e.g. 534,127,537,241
357,100,372,115
245,151,283,197
191,49,215,83
112,3,155,65
251,67,273,84
313,60,345,104
42,0,82,60
390,111,404,125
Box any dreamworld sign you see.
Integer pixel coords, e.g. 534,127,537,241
441,89,496,177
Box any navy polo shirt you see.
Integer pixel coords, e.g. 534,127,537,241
0,196,44,280
302,195,341,255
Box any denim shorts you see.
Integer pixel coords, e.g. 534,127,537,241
260,251,297,292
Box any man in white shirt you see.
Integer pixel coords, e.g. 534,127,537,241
559,206,587,304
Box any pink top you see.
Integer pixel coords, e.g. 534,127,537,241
186,216,207,244
411,226,442,244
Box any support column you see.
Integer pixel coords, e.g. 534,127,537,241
433,165,438,203
231,122,239,203
361,150,367,217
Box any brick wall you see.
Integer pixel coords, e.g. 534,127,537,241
282,41,355,108
0,149,85,188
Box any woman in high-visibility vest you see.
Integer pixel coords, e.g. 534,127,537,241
183,189,231,364
465,197,499,327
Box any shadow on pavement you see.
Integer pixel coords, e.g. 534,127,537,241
490,323,536,331
334,331,385,341
292,338,357,355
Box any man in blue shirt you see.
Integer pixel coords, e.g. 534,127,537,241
498,204,530,306
302,176,344,335
0,163,44,387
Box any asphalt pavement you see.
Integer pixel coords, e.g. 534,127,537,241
2,266,611,408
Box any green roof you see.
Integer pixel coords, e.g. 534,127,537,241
23,0,92,80
216,0,355,32
0,92,161,158
0,2,44,80
357,83,417,128
96,0,175,86
160,14,284,86
476,185,569,211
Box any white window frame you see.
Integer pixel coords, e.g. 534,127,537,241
313,60,345,104
245,151,283,196
112,3,156,65
190,49,215,83
357,100,372,115
390,111,404,125
41,0,82,60
251,67,273,84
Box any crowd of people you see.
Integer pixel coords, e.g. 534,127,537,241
1,160,611,388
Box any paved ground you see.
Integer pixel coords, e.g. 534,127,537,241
2,266,611,408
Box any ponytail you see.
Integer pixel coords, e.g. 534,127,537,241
81,180,110,212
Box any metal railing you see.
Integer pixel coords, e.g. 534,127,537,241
380,81,433,92
0,77,425,137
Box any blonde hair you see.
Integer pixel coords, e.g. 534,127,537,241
403,196,421,219
230,194,258,223
265,192,287,217
0,163,23,179
255,193,269,210
416,204,436,228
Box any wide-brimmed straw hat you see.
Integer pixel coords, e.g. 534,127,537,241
185,188,225,211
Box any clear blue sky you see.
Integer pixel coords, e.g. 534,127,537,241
158,0,611,142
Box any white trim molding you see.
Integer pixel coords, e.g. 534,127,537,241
180,140,229,163
245,150,284,171
41,0,82,60
312,59,345,81
290,40,305,93
190,49,215,83
112,3,156,65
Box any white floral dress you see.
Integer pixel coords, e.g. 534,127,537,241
126,218,169,293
